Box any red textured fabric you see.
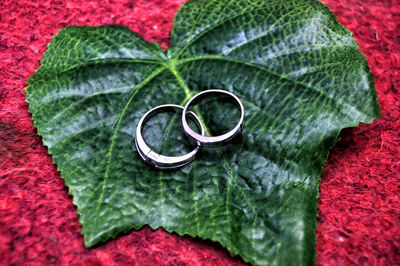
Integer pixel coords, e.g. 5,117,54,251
0,0,399,265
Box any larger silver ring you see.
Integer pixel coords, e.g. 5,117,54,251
182,89,244,146
135,104,205,169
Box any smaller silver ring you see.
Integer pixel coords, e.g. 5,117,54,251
182,89,244,146
135,104,205,169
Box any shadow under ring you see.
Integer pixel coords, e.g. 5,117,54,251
182,89,244,147
135,104,205,169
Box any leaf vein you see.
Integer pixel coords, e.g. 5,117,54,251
177,56,366,120
94,66,167,219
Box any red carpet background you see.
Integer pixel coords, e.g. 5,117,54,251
0,0,399,265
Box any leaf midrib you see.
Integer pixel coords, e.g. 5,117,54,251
154,70,260,245
91,41,366,236
90,55,249,244
41,48,364,221
36,52,362,127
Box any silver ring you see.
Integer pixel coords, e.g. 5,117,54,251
135,104,205,169
182,89,244,146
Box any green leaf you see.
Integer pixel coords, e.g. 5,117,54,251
26,0,379,264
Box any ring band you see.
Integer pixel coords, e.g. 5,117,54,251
182,89,244,146
135,104,205,169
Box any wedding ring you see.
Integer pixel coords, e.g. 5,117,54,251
135,104,205,169
182,89,244,146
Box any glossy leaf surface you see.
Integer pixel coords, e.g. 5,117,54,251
26,0,379,264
